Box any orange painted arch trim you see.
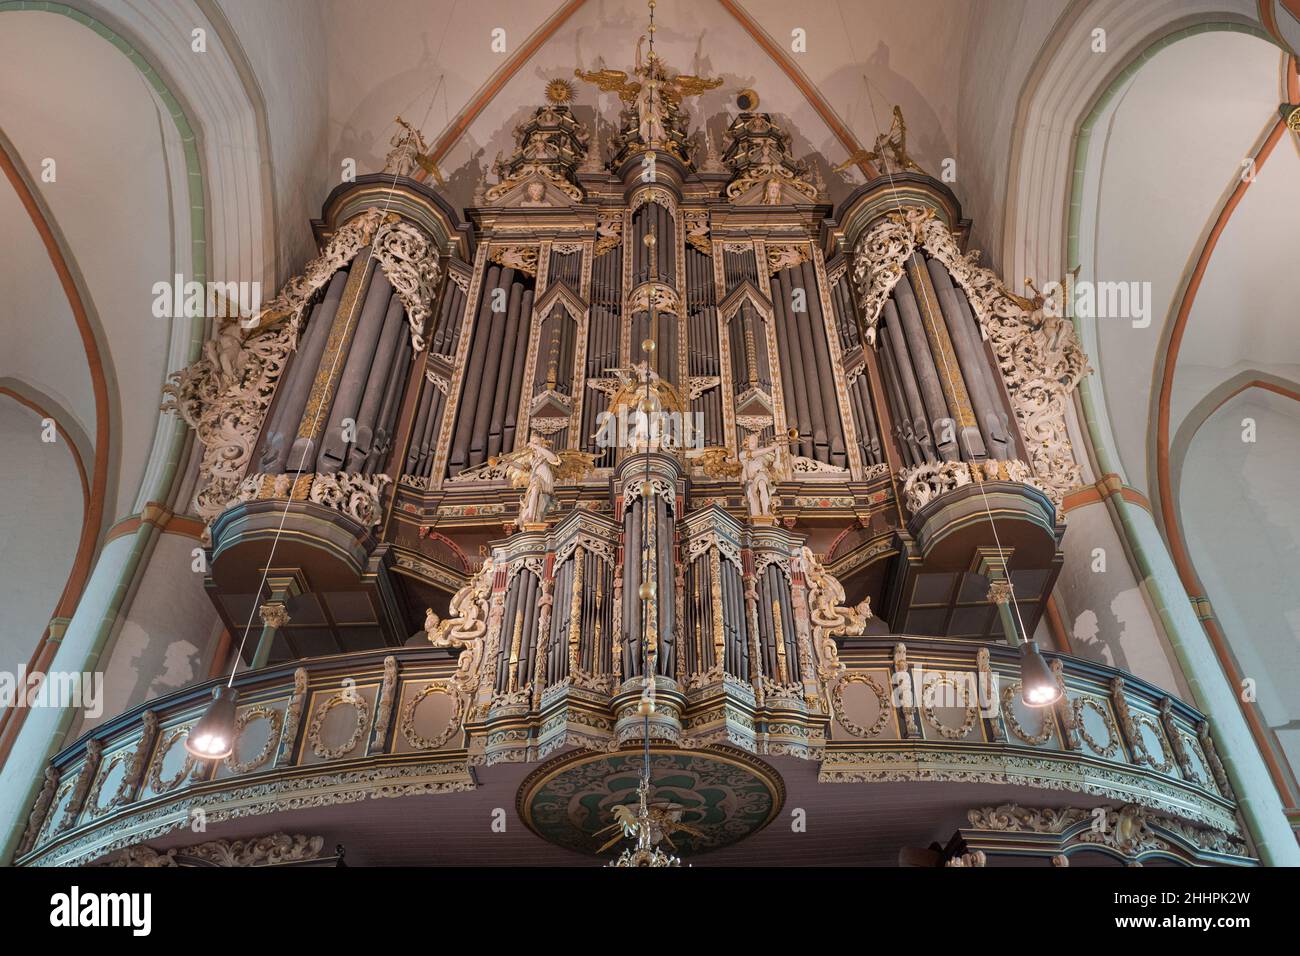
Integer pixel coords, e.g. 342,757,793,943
0,143,110,623
1061,473,1152,514
0,389,90,745
1150,56,1300,808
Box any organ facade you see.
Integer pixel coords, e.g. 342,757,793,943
14,37,1254,869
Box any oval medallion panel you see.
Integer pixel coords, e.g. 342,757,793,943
518,747,783,857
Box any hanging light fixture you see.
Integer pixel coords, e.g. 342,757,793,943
185,685,240,759
1019,640,1061,708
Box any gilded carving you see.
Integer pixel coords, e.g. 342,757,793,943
400,680,463,750
105,832,326,868
831,673,892,738
161,322,295,524
233,471,391,528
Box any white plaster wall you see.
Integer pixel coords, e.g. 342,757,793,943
0,401,82,673
1089,31,1280,496
81,531,222,731
1181,391,1300,771
954,0,1069,266
1055,501,1187,696
0,184,92,439
216,0,332,280
0,12,177,521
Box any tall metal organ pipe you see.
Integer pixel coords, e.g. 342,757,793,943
345,294,408,472
317,269,395,474
260,269,348,473
448,267,534,476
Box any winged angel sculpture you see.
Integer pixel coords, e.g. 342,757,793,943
493,435,595,530
576,37,721,150
834,105,925,177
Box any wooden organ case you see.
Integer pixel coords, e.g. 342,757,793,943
184,70,1085,765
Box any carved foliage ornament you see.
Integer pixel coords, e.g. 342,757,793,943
105,833,326,867
234,472,392,528
161,323,294,524
489,244,541,277
372,220,443,352
896,458,1046,514
251,208,440,352
767,243,810,275
308,690,371,761
165,211,437,524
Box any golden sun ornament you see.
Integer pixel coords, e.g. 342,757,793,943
545,79,575,104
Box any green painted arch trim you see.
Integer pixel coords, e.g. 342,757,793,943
0,0,213,865
1060,20,1297,866
1066,21,1271,271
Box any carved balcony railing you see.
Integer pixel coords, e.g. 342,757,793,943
17,633,1249,867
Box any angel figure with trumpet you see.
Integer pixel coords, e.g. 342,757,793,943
833,104,925,178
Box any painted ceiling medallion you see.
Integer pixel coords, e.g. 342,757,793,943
518,746,784,857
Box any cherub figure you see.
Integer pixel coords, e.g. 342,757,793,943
202,319,245,388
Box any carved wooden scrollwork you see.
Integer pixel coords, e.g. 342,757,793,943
852,206,1090,508
308,691,372,760
1072,697,1120,759
1000,682,1054,746
921,674,978,740
225,706,284,775
148,728,197,794
400,680,463,751
832,673,892,739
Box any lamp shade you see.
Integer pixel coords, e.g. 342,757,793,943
1019,641,1061,708
185,685,240,759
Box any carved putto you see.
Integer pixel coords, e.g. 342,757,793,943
425,556,496,699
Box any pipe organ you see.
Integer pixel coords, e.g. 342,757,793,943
163,40,1088,769
23,13,1244,871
